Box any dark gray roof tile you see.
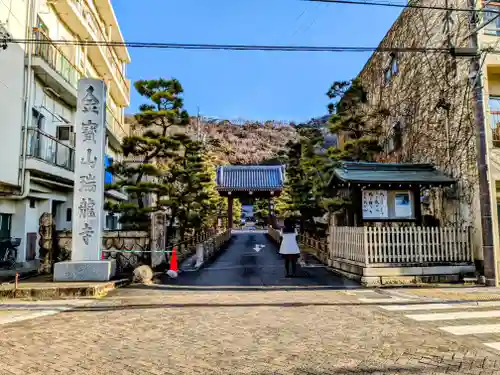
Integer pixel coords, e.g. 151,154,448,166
331,162,455,186
216,165,284,191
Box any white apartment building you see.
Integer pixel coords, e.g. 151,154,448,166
0,0,131,265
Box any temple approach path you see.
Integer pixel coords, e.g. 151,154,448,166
157,230,357,288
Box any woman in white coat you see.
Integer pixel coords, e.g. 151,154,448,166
279,217,300,277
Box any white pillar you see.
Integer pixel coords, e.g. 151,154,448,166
53,79,115,281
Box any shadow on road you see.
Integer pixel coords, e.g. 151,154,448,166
33,297,498,313
1,296,499,312
263,365,443,374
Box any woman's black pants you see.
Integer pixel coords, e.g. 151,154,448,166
284,254,299,276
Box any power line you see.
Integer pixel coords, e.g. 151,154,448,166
10,38,457,53
304,0,500,14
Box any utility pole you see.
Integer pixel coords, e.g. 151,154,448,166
467,0,497,285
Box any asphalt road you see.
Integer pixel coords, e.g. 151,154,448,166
159,231,358,289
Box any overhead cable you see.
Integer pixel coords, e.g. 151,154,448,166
304,0,500,14
10,38,456,53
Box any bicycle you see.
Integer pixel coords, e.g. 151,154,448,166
0,238,21,270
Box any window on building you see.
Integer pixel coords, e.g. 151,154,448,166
490,97,500,145
66,208,72,222
384,68,391,84
106,213,118,230
31,108,45,129
485,7,500,36
384,54,398,84
0,214,12,240
386,121,402,153
29,199,36,208
391,54,399,75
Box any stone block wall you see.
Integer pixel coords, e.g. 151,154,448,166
56,230,151,274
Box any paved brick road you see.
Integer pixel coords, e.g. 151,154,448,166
2,289,500,374
1,233,500,374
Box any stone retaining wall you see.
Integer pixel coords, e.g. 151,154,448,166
193,230,232,269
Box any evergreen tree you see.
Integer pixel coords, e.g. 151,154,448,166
326,78,383,162
105,78,189,229
196,150,242,230
158,137,213,242
319,78,385,220
282,129,330,234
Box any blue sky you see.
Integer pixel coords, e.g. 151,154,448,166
113,0,401,123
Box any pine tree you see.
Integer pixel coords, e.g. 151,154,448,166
320,79,385,220
201,151,242,229
160,137,213,242
326,78,383,162
105,78,189,229
282,129,330,234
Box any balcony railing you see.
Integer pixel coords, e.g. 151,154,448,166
33,30,82,89
106,107,127,141
26,128,75,171
490,111,500,147
72,0,128,94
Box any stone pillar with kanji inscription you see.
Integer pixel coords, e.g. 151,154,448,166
53,79,116,281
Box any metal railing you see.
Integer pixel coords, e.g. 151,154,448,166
34,29,128,141
106,107,127,142
26,128,75,171
32,30,82,89
72,0,129,96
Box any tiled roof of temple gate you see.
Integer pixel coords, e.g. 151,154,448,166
215,165,285,192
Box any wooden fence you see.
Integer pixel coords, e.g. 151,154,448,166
329,227,365,264
299,226,473,266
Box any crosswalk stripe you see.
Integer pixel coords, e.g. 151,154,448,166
440,324,500,335
380,301,500,311
380,303,456,311
406,310,500,321
484,342,500,351
371,298,500,352
358,297,411,303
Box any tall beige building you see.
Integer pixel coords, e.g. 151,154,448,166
0,0,131,266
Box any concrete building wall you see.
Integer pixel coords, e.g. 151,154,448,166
0,0,131,264
0,0,27,187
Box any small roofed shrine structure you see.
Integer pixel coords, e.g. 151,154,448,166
328,162,456,226
215,165,285,229
325,162,476,285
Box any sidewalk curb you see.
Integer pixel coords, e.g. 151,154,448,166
0,278,131,300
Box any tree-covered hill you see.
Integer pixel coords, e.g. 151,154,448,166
125,115,335,165
126,116,299,165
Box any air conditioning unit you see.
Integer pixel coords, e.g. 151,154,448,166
57,125,75,146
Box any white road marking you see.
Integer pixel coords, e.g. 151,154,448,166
380,301,500,311
0,299,92,326
484,342,500,351
0,309,66,325
439,324,500,335
253,244,265,252
358,297,411,303
406,310,500,321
